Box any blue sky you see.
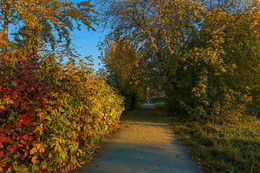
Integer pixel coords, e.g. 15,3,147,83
70,0,103,71
70,26,103,71
4,0,103,71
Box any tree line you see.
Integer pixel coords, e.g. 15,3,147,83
99,0,260,120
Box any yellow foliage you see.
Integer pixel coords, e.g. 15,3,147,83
31,156,38,164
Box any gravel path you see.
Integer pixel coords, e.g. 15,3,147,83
72,101,203,173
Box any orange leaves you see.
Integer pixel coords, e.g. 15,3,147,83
30,143,44,156
30,147,37,155
0,59,45,171
1,0,96,59
24,150,28,157
31,156,38,164
22,135,28,141
33,141,39,147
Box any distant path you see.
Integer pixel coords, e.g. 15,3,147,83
141,97,155,109
72,102,203,173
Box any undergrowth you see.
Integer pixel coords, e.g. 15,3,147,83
169,116,260,173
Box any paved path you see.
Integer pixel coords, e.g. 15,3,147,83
141,97,155,109
71,102,203,173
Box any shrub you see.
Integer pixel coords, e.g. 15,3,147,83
0,52,124,172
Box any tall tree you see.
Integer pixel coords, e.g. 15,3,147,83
98,0,204,89
101,38,147,109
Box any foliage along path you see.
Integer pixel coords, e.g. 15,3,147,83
72,99,203,173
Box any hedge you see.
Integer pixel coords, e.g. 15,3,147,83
0,53,125,172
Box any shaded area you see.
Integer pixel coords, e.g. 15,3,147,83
72,105,203,173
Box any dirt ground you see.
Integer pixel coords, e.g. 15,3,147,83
72,104,203,173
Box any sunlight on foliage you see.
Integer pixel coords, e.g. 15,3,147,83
0,1,124,170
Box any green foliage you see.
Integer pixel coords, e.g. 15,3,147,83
166,0,259,120
247,101,260,116
151,97,167,104
151,98,167,111
99,0,260,120
154,102,167,111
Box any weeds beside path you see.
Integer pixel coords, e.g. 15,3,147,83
72,106,203,173
170,117,260,173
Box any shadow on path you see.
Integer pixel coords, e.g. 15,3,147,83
71,103,203,173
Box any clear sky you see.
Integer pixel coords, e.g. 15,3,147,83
70,0,103,72
70,26,103,71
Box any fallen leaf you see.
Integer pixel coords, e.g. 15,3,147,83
138,157,142,159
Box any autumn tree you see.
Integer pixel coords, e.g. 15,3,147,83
101,38,147,110
173,0,260,119
0,0,96,59
99,0,260,120
99,0,204,90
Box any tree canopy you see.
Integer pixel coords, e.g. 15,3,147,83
0,0,97,59
99,0,260,119
100,38,147,109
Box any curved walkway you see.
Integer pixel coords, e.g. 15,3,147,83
71,102,203,173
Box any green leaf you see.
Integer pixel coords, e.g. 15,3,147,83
70,157,77,164
40,161,47,170
32,164,38,172
58,106,64,112
44,115,52,121
12,81,17,87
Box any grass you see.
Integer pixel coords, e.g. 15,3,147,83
151,97,167,103
169,117,260,173
154,102,167,110
151,97,168,110
247,101,260,118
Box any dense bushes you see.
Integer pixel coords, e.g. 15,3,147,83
162,1,260,121
0,51,124,172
